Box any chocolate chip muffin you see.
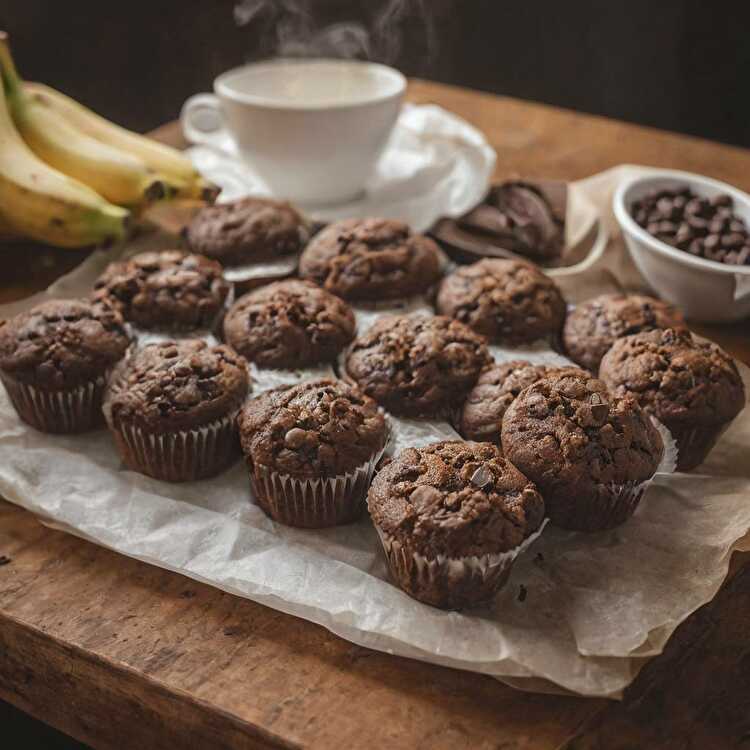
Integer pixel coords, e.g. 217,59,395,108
298,218,443,301
435,258,566,345
104,340,250,481
239,378,388,527
563,293,687,372
185,197,310,267
501,372,664,531
368,441,545,609
222,279,355,369
599,328,745,471
0,298,132,433
455,360,586,443
344,314,492,418
93,250,231,333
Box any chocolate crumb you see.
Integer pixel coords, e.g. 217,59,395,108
0,555,11,566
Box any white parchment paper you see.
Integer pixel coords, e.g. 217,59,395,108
1,165,750,699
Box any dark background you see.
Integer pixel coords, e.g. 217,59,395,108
0,1,748,747
1,0,749,146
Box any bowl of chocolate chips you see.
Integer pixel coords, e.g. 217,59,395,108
614,168,750,322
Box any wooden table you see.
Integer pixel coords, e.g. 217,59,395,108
1,79,749,750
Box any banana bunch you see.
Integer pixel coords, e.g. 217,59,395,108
0,32,217,248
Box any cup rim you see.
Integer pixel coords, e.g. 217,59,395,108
613,168,750,276
214,58,407,111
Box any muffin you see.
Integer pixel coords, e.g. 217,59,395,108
599,328,745,471
435,258,566,345
298,218,443,301
455,360,586,443
185,197,310,266
344,314,492,418
222,279,356,369
104,340,250,481
0,299,132,433
239,378,388,527
563,293,687,372
93,250,231,332
501,372,664,531
368,441,545,610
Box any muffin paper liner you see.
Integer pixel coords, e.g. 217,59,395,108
249,436,389,528
108,411,241,483
0,373,109,434
668,422,733,472
375,521,548,610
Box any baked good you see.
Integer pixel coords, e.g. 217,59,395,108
104,340,250,481
435,258,566,345
563,293,687,372
184,197,310,266
93,250,230,332
239,378,388,527
222,279,355,369
344,314,491,417
501,372,664,531
298,218,443,301
599,328,745,471
455,360,586,443
368,440,545,609
0,298,131,433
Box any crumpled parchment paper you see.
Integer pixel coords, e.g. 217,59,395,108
1,164,749,699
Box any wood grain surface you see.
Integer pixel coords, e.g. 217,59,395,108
1,79,749,749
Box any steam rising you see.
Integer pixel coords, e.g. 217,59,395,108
233,0,439,69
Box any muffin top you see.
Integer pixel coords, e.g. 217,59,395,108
0,298,131,389
345,314,492,417
93,250,230,332
501,372,664,499
239,378,387,478
185,197,310,266
436,258,566,344
223,279,356,369
456,360,586,442
298,218,443,301
563,293,687,372
599,328,745,427
104,340,250,432
368,441,545,557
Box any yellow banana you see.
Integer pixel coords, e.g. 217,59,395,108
0,34,180,207
0,67,129,248
24,82,219,202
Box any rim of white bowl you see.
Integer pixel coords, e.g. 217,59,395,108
613,168,750,276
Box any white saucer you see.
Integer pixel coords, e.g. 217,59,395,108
185,103,496,232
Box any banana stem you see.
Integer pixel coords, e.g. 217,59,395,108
0,32,22,102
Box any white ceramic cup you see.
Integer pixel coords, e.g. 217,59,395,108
181,58,406,206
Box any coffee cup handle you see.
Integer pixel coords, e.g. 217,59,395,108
180,94,227,150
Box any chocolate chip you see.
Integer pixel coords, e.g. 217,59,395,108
591,403,610,421
518,584,528,602
0,555,11,566
284,427,309,449
470,465,493,488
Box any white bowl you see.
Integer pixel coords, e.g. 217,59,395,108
613,168,750,322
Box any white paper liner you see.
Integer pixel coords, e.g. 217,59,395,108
375,520,548,610
249,436,389,528
0,373,108,434
109,411,241,483
222,253,299,285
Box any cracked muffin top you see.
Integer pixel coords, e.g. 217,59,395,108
185,197,310,267
93,250,230,332
436,258,566,344
368,440,545,557
0,298,132,389
239,378,387,478
104,340,250,432
298,218,443,301
599,328,745,427
563,293,687,372
344,314,492,417
501,372,663,502
222,279,356,369
455,360,586,443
